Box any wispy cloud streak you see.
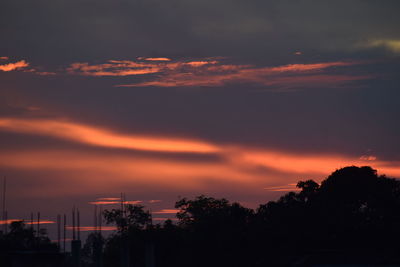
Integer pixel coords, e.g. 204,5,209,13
0,118,219,154
117,60,367,89
1,117,400,194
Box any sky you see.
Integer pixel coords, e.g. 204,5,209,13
1,0,400,240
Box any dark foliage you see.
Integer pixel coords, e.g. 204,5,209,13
0,220,59,266
97,166,400,266
2,166,400,266
0,221,57,252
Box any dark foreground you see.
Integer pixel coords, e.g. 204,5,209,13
1,166,400,267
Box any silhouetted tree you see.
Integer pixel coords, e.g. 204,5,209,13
103,204,152,232
99,166,400,267
0,220,56,251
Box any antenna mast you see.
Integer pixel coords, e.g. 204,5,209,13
2,176,6,234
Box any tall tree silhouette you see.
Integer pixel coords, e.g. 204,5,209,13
97,166,400,267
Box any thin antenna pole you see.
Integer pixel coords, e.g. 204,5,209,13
72,206,76,241
77,209,80,241
4,211,7,234
94,205,98,233
99,205,102,235
2,176,6,234
63,214,66,253
120,192,124,214
57,214,61,250
31,212,34,231
123,193,127,218
37,212,40,238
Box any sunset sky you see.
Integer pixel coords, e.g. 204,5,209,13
1,0,400,239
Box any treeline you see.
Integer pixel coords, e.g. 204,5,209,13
94,166,400,266
1,166,400,266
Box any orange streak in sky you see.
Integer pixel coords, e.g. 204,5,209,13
228,148,400,177
0,219,55,225
67,58,219,77
0,118,219,154
1,117,400,195
97,197,121,201
185,61,218,67
153,209,179,214
144,57,171,61
89,200,142,205
267,62,354,72
25,220,56,225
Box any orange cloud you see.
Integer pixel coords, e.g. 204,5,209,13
67,61,160,76
143,57,171,61
89,200,142,205
0,60,29,71
185,61,218,67
97,197,121,201
0,148,264,197
153,209,179,214
0,56,9,60
266,62,353,73
227,148,400,177
67,58,220,77
0,118,219,154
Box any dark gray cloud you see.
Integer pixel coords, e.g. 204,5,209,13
1,0,400,64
